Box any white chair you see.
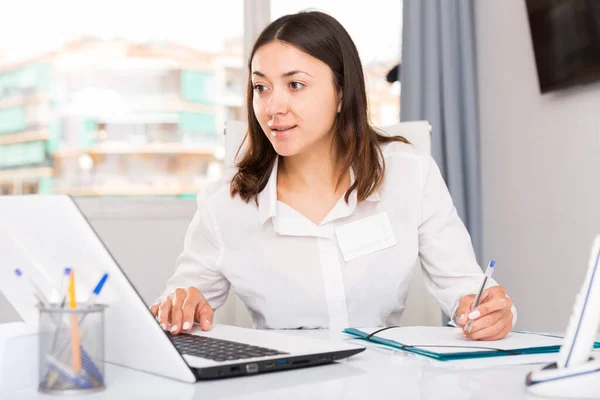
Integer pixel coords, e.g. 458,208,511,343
216,120,442,328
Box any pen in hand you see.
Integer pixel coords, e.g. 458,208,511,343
464,260,496,334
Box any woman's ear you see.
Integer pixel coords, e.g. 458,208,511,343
337,90,343,113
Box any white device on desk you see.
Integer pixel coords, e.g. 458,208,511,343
0,322,39,391
526,234,600,398
0,195,364,383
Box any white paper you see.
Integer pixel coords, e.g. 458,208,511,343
356,326,565,354
427,353,559,369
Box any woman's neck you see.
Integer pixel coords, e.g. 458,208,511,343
277,136,347,194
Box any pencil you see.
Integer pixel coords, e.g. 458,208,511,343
68,270,82,373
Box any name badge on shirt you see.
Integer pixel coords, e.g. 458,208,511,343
334,212,397,262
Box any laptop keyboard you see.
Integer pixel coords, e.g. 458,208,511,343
168,333,289,362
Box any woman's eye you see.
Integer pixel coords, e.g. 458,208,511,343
253,84,268,93
289,81,305,91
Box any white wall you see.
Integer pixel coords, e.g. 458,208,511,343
476,0,600,332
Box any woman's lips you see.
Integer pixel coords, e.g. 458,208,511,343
270,125,297,138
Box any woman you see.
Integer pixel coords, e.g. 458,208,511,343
151,11,515,340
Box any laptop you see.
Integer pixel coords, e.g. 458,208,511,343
0,195,365,382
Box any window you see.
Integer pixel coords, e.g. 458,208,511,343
0,0,243,197
271,0,403,127
0,1,402,198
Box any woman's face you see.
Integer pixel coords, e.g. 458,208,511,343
251,41,341,157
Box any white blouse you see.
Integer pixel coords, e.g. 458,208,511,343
159,142,516,330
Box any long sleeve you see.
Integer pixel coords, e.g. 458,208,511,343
157,189,231,310
417,155,516,324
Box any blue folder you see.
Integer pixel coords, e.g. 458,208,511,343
343,327,600,361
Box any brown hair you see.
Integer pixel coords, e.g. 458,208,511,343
230,10,408,204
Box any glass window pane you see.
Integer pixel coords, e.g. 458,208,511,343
181,70,217,104
0,107,26,133
0,0,243,197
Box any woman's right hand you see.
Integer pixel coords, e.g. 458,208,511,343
150,286,214,335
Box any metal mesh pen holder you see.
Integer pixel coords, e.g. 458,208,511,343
37,304,107,395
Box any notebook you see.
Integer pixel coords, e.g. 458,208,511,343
343,326,600,362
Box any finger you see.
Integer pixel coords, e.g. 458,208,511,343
169,289,187,334
486,313,514,341
469,317,511,341
456,295,475,326
480,286,506,303
466,309,505,335
468,295,512,320
194,295,215,331
150,303,159,317
181,288,202,332
467,313,512,341
158,300,172,331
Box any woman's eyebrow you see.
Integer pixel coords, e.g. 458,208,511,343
252,70,312,78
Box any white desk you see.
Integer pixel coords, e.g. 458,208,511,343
0,329,568,400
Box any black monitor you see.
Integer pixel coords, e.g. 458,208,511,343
525,0,600,93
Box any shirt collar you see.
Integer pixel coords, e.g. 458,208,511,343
257,158,381,226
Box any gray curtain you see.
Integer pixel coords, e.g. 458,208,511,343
400,0,482,263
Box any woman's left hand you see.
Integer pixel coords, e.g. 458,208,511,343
455,286,513,340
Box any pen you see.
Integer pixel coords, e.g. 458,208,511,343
86,273,108,309
48,271,109,388
59,267,72,308
45,345,104,388
51,273,109,359
464,260,496,333
79,345,104,384
46,268,80,388
77,273,109,326
53,273,109,354
14,268,50,307
50,268,75,355
45,354,93,389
